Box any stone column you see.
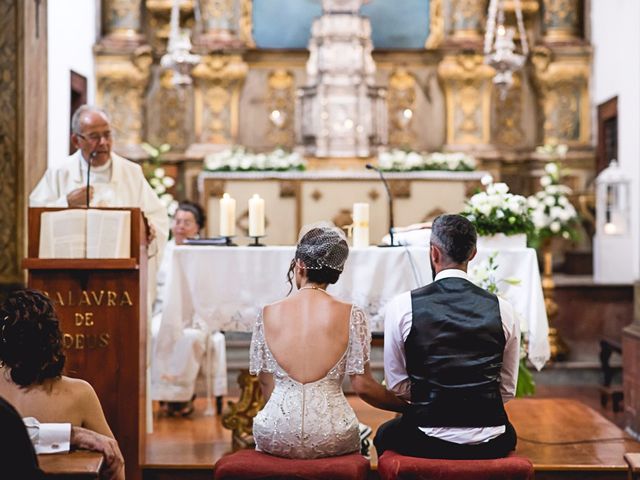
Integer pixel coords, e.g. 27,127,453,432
95,47,153,159
449,0,485,43
191,54,248,147
623,282,640,438
532,46,591,147
101,0,145,49
437,53,495,149
541,0,582,43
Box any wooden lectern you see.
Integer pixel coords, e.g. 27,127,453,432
23,207,148,480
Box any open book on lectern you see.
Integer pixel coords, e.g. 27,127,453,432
38,209,131,259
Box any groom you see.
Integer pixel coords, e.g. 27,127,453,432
375,214,520,459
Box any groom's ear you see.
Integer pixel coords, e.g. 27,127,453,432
430,244,441,264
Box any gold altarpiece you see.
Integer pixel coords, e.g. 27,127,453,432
93,0,594,204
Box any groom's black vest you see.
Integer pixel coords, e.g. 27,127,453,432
405,276,508,428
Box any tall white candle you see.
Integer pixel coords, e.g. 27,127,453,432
352,202,369,248
219,193,236,237
248,194,265,237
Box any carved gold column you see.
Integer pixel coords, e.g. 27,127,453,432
266,70,295,149
449,0,485,43
192,54,248,146
196,0,247,50
101,0,145,49
438,53,495,149
221,370,264,450
541,0,581,43
532,46,591,147
492,73,524,147
388,67,417,148
542,243,569,360
95,48,153,158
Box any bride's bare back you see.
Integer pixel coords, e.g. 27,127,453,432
262,289,353,384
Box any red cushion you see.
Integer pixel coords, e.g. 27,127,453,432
377,451,533,480
214,449,370,480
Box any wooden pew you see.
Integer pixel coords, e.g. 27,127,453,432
38,451,103,479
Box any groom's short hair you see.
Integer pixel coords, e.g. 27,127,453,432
431,214,477,263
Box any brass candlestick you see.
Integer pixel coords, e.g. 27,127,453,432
542,243,569,361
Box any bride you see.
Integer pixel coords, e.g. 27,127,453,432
249,224,406,459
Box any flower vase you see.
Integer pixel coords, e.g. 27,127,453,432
477,233,527,250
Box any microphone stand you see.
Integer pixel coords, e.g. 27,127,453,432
366,163,399,247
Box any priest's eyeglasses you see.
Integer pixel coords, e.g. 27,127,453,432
76,131,112,142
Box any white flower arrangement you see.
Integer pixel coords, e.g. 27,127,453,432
462,175,534,237
378,149,476,172
204,147,306,172
528,161,579,242
148,167,178,216
141,142,178,216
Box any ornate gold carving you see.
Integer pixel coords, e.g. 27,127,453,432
389,180,411,199
388,67,417,147
425,0,444,49
267,69,295,148
368,189,380,202
542,0,580,42
332,209,353,232
503,0,539,15
450,0,485,41
146,70,194,150
438,54,494,146
0,1,21,285
100,0,146,49
493,74,524,146
279,180,296,198
95,47,153,152
532,46,591,145
192,55,248,144
310,189,323,202
239,0,256,48
221,370,264,450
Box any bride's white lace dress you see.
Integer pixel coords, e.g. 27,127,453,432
249,305,370,459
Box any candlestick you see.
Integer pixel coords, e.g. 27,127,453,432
352,202,370,248
248,194,265,237
219,193,236,237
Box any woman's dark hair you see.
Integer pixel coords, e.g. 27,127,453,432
286,228,347,294
0,289,65,387
177,201,206,230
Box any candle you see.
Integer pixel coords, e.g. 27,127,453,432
248,194,265,237
352,202,369,248
219,193,236,237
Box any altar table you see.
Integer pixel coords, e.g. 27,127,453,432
157,246,549,371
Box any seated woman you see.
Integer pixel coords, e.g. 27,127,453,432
250,224,406,459
152,201,227,416
0,289,124,480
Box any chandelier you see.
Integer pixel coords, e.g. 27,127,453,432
160,0,201,86
483,0,529,98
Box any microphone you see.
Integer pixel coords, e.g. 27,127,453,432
366,163,398,247
86,149,97,207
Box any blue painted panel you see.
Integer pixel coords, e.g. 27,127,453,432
252,0,430,50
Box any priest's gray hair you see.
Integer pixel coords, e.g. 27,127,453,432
430,214,477,264
296,221,349,272
71,105,111,134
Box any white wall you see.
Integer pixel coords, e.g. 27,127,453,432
591,0,640,281
48,0,98,168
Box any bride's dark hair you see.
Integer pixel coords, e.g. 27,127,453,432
286,227,348,294
0,289,65,387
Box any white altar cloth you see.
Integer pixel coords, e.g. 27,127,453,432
156,246,549,371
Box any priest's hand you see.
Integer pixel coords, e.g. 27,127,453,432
70,426,124,480
147,223,157,244
67,186,93,207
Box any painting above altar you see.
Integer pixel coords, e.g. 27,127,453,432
252,0,430,49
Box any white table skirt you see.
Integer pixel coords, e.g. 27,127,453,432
156,245,549,372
